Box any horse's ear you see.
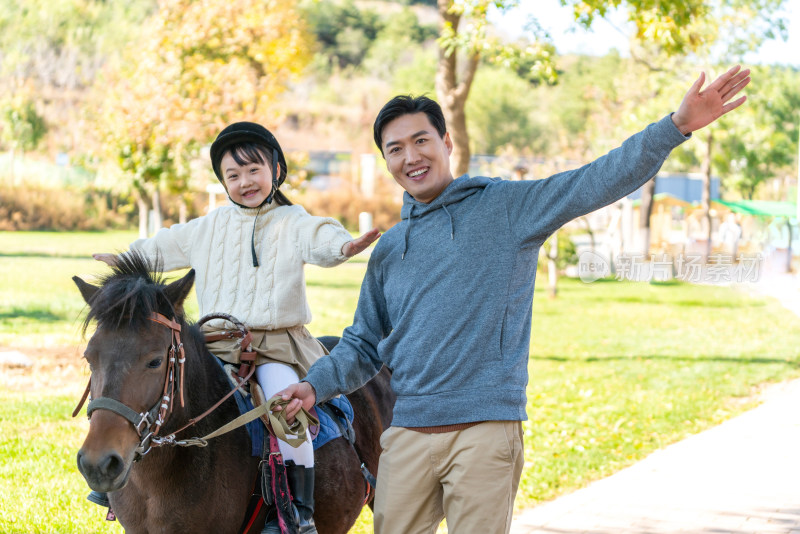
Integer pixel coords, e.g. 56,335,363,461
73,276,99,305
164,269,195,314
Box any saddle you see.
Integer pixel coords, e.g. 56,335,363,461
200,314,353,450
214,357,355,453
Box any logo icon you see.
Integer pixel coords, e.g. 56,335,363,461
578,250,611,283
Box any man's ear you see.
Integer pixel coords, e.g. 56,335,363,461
444,132,453,155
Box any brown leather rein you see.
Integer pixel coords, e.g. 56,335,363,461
72,312,256,459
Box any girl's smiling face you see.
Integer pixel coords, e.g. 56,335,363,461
220,148,273,208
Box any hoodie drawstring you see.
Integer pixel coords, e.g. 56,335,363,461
442,204,454,240
402,205,414,260
402,204,456,260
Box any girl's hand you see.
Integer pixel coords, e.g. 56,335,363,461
93,253,119,267
342,228,381,258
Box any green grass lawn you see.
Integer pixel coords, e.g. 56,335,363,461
2,230,799,533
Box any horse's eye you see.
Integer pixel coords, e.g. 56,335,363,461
147,358,163,369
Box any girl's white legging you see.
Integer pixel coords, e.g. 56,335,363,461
256,362,314,467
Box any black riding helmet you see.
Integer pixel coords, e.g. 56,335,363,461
209,121,290,207
210,122,292,267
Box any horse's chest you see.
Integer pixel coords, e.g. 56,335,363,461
113,457,251,534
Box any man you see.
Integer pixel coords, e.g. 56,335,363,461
278,65,751,533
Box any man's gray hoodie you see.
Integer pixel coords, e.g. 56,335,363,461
304,114,689,427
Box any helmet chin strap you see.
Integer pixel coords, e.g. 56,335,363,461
250,148,281,267
264,148,279,205
250,204,262,267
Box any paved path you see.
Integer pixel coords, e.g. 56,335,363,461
511,273,800,534
511,378,800,533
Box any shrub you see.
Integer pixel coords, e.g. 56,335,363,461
0,183,135,231
0,183,205,231
295,176,403,231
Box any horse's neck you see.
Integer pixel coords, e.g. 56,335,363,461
169,334,239,437
127,337,251,488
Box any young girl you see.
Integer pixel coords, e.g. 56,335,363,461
93,121,380,533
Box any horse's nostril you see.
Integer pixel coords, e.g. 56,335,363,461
100,453,125,479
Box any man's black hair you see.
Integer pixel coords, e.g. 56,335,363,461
373,95,447,156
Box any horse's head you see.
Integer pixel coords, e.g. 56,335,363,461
73,252,195,492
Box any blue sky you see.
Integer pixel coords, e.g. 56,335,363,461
490,0,799,67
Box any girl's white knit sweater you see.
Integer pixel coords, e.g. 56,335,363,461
130,202,352,330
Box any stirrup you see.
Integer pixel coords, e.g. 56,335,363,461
260,520,281,534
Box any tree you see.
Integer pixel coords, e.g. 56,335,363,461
434,0,789,177
362,8,439,80
301,0,383,71
436,0,556,177
94,0,312,236
713,65,800,200
466,66,551,156
0,84,46,183
0,0,155,154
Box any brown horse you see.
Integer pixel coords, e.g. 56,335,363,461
73,253,394,534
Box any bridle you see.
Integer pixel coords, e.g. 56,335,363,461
73,312,186,460
73,312,259,459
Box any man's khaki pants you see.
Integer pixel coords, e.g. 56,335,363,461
374,421,524,534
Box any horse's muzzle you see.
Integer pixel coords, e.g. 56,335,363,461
77,447,131,492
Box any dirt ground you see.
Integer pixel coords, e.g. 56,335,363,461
1,345,88,395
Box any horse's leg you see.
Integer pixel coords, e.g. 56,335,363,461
312,339,396,526
347,367,395,510
313,439,367,534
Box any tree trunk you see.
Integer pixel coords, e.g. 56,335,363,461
443,97,471,178
786,219,793,273
582,216,596,253
8,146,16,185
436,0,480,178
701,131,714,259
638,177,656,254
150,188,163,233
179,197,188,225
547,231,559,299
137,195,149,239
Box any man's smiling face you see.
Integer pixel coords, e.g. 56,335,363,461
382,112,454,204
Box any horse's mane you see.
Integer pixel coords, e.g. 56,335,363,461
83,251,181,333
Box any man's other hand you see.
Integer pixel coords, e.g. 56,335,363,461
273,382,317,423
671,65,750,135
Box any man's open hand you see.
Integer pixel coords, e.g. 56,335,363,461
671,65,751,135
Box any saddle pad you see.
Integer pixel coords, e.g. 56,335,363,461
213,357,263,457
312,395,355,450
214,357,354,452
